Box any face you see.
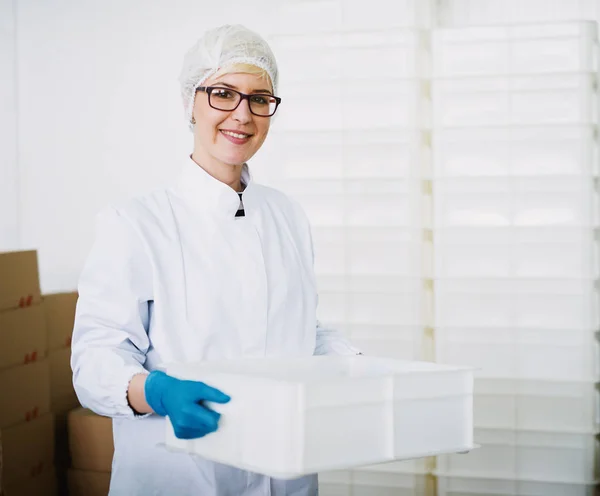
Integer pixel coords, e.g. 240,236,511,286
191,72,273,168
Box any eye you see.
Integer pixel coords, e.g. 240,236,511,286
250,95,270,105
212,89,235,99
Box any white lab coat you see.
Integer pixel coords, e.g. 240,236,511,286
71,156,361,496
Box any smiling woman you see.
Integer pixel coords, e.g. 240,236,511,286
70,23,362,496
179,26,282,192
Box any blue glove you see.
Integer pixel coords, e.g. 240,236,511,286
144,370,231,440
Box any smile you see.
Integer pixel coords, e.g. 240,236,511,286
220,130,252,140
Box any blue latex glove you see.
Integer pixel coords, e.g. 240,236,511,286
144,370,231,439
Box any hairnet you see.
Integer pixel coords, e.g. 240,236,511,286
179,24,279,131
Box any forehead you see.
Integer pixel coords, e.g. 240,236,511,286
206,72,273,94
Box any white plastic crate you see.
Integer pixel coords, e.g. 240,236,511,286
271,30,428,83
433,23,597,77
317,276,424,327
345,324,425,361
277,82,343,131
472,378,600,432
275,0,432,34
433,126,597,177
274,129,426,181
319,470,432,496
434,278,599,329
433,177,599,228
436,428,599,483
312,227,423,278
341,0,432,30
434,227,599,278
436,326,600,381
279,80,429,132
437,0,600,27
285,178,423,228
165,356,474,479
437,474,599,496
274,1,342,35
432,74,597,128
357,458,431,475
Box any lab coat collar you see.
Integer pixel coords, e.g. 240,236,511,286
175,155,254,219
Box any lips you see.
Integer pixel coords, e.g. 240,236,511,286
219,129,253,145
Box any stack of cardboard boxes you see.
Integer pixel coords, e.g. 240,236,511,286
0,250,117,496
67,408,113,496
43,291,81,494
0,251,57,495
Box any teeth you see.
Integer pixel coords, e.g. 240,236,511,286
221,130,250,139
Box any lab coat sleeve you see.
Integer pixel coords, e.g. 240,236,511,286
314,319,362,356
71,206,153,418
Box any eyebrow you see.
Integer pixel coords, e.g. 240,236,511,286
215,82,273,95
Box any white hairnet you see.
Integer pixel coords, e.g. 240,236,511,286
179,24,279,131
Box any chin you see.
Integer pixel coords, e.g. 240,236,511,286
219,154,251,166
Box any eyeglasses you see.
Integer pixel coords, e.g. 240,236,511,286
196,86,282,117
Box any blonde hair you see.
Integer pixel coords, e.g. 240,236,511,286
212,63,273,93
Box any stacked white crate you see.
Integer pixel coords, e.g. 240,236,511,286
268,1,434,493
437,0,600,28
431,23,600,495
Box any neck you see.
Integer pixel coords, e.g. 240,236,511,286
191,149,243,192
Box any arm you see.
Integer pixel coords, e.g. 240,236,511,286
71,207,153,418
72,206,231,437
128,373,152,414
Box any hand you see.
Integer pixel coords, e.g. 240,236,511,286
144,370,231,439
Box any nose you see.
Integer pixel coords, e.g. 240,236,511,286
231,97,253,124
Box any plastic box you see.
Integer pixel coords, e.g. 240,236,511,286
273,129,427,181
271,30,428,82
437,0,600,27
340,0,432,30
165,356,474,479
286,178,424,228
345,324,425,361
434,278,599,329
434,227,599,278
433,22,597,77
433,126,597,177
319,470,433,496
317,276,424,327
471,378,600,432
436,474,599,496
436,428,599,483
433,176,599,228
432,73,596,128
436,326,599,381
279,80,429,132
274,0,432,34
312,227,424,278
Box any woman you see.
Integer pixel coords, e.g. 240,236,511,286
71,24,361,496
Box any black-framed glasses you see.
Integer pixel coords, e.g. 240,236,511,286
196,86,281,117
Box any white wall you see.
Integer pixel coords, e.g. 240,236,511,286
0,0,19,252
11,0,274,292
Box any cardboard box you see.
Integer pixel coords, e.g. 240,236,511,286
54,412,71,469
3,467,57,496
48,348,79,414
0,251,42,313
68,408,114,472
0,361,50,429
68,469,110,496
43,292,78,351
0,414,54,488
0,305,47,370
